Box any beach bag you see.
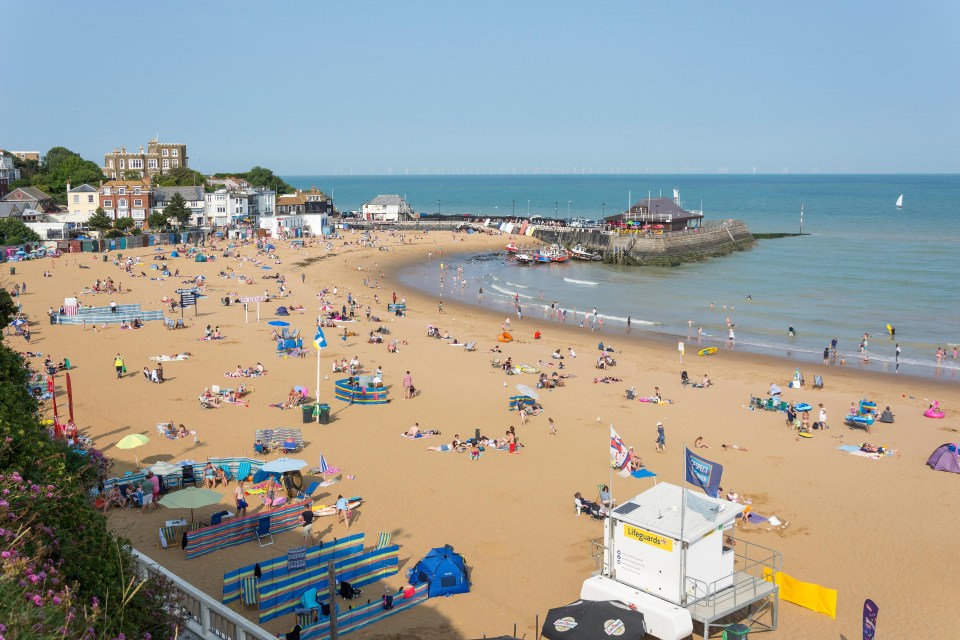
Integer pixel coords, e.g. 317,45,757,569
122,365,127,374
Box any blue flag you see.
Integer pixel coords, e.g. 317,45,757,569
313,326,327,350
862,599,879,640
684,448,723,498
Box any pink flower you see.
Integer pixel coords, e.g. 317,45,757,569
31,594,43,606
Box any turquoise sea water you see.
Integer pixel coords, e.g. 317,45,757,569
287,174,960,380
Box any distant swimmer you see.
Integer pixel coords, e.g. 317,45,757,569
788,326,795,337
479,287,483,294
746,295,752,301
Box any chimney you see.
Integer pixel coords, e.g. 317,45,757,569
66,182,71,193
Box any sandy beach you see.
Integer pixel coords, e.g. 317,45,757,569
11,230,960,639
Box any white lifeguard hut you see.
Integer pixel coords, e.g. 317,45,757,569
582,483,780,639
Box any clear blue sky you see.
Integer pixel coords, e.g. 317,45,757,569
2,1,957,174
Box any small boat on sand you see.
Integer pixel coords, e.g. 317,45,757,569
506,242,519,253
570,244,603,261
515,253,534,265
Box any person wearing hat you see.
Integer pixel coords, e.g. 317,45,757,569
655,422,665,452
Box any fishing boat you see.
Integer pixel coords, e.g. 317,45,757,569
533,250,554,263
896,194,903,209
505,242,519,253
515,253,534,265
570,244,603,261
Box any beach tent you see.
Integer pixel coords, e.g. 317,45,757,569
195,254,207,262
407,545,470,597
497,331,513,343
927,444,960,474
276,306,289,316
170,250,180,257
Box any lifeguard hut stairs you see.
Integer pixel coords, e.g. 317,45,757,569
684,539,781,638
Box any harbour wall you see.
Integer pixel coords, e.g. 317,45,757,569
532,220,756,266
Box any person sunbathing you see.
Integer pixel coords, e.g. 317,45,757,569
405,423,421,438
214,466,227,487
701,374,712,387
574,492,605,517
695,436,710,448
177,424,189,438
721,443,749,451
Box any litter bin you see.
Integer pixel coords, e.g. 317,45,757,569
102,255,108,262
722,624,750,639
319,403,331,425
302,403,316,424
8,267,14,275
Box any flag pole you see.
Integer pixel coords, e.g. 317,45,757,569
314,342,322,424
679,443,688,605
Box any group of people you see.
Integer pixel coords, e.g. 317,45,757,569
142,362,165,383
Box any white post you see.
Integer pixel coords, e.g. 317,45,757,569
256,301,260,323
244,302,248,324
315,345,321,423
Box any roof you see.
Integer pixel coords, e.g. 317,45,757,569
605,197,702,222
611,482,743,543
67,184,98,193
366,195,406,207
2,186,53,202
0,202,27,218
277,192,307,206
154,186,204,204
102,180,151,188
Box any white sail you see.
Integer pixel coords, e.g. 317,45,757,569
896,194,903,208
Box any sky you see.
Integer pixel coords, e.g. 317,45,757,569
2,1,958,174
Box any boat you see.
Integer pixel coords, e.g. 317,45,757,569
896,194,903,209
533,250,554,263
570,244,603,261
505,242,519,253
515,253,534,265
533,245,570,263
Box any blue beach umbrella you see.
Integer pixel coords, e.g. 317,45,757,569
267,320,289,327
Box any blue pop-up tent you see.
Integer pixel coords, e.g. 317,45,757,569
407,545,470,597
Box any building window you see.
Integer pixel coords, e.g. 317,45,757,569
162,159,169,169
118,187,126,195
172,159,179,168
162,149,169,157
133,199,143,207
118,199,127,209
88,195,95,203
172,149,178,157
119,159,125,169
129,159,143,169
148,159,158,169
73,195,80,204
103,199,112,207
107,160,114,168
133,187,142,195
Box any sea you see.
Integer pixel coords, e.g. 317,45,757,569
285,174,960,381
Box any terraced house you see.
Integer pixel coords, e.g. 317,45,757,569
99,180,153,228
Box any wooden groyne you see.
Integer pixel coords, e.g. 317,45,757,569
532,220,756,266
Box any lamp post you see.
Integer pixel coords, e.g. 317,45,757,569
437,199,441,216
567,200,572,220
527,200,530,217
512,199,515,217
555,201,558,221
602,202,605,218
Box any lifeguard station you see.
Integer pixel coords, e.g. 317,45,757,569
583,483,780,639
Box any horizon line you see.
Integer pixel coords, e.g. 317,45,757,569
278,171,959,178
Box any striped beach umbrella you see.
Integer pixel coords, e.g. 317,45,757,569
318,453,329,474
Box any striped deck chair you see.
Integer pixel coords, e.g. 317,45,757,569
158,526,178,549
189,521,205,532
240,576,258,609
236,461,251,482
219,464,233,484
597,484,614,508
374,531,391,550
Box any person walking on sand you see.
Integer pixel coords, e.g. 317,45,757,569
114,353,124,378
548,417,557,435
655,422,665,452
438,300,444,314
335,494,351,530
235,480,248,517
402,370,413,399
895,343,901,363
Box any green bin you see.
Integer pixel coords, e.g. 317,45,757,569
722,623,750,639
102,255,108,262
319,403,331,425
302,404,316,424
8,267,14,275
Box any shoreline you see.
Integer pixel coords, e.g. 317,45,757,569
11,229,960,639
395,247,959,390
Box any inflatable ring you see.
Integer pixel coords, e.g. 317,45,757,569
924,410,946,419
698,347,718,356
794,403,812,412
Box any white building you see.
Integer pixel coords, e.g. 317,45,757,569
205,187,275,228
360,194,416,222
0,156,21,183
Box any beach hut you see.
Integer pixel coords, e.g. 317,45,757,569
927,444,960,474
407,545,470,598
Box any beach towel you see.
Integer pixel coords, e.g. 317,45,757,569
763,569,837,619
149,354,191,361
746,512,769,524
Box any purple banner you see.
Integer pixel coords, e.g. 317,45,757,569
863,598,879,640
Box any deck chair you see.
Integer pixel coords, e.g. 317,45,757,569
338,580,362,600
189,521,204,532
175,319,185,329
218,464,233,484
490,357,501,368
464,341,476,352
158,526,178,548
297,481,320,500
199,395,218,409
210,511,228,526
236,461,251,482
256,516,274,547
254,442,268,456
240,576,258,609
283,441,299,454
181,465,198,487
374,531,391,550
813,375,824,389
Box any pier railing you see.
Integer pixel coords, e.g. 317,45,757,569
130,547,274,640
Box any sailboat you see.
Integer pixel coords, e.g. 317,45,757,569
896,194,903,209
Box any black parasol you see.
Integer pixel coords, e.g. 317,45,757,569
541,600,646,640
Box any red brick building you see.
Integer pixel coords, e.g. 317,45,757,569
99,180,153,229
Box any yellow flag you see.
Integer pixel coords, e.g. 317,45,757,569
763,568,837,619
